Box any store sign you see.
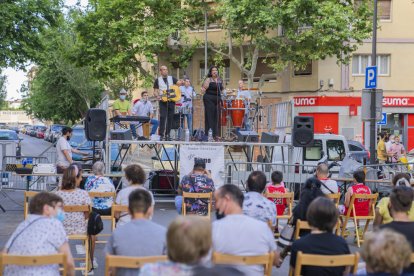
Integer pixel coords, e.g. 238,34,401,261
382,97,414,107
294,97,318,106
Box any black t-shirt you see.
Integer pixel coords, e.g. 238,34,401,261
290,232,350,276
380,221,414,273
153,76,178,89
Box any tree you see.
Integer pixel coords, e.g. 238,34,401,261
22,14,103,123
0,0,62,68
74,0,194,88
203,0,372,88
0,73,7,109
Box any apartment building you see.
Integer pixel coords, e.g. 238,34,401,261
158,0,414,150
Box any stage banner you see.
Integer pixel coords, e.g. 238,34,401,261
180,145,225,187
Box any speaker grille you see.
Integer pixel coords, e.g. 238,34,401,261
85,108,107,141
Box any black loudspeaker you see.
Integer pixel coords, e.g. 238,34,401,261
237,130,259,142
110,129,132,140
261,132,279,143
85,108,107,141
292,116,314,147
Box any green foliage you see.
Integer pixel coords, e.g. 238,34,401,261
0,0,62,68
0,73,7,109
22,15,103,123
74,0,192,88
209,0,373,87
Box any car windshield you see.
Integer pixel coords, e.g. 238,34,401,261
71,129,87,145
52,125,64,131
0,131,18,140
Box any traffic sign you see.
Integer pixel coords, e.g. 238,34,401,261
365,66,377,89
377,112,387,125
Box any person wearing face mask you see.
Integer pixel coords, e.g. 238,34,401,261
2,192,75,276
132,91,159,138
54,164,95,272
388,135,406,163
56,127,88,173
113,88,131,117
212,184,280,276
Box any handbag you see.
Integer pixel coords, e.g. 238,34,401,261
87,211,103,236
277,217,295,249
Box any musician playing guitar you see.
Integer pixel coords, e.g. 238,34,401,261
153,65,181,140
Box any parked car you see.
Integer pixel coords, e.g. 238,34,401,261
0,129,22,156
70,126,101,164
8,126,19,134
347,140,370,164
36,126,47,139
50,124,65,143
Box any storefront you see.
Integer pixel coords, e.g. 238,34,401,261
294,96,414,152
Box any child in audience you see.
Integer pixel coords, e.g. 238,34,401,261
340,170,372,216
266,171,288,232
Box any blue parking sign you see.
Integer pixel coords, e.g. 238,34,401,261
365,66,377,89
377,112,387,125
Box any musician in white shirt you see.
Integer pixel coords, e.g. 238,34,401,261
132,91,159,137
236,80,252,131
179,78,196,135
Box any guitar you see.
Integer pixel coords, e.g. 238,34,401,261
160,85,181,102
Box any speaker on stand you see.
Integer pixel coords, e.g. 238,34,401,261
292,116,314,147
85,108,107,164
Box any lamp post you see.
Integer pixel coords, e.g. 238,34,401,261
369,0,378,164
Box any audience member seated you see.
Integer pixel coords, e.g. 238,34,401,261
139,216,211,276
243,171,277,227
360,229,412,276
380,186,414,274
106,189,166,276
213,184,279,276
316,163,339,194
290,197,350,276
266,171,288,231
175,158,215,215
340,170,371,216
84,161,116,216
54,164,92,235
293,177,325,225
375,173,414,227
115,164,154,227
2,192,75,276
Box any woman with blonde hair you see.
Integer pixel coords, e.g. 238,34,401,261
361,229,412,275
139,216,211,276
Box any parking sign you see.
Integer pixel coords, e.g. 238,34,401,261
377,112,387,125
365,66,377,89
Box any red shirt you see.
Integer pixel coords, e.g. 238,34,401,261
345,183,371,217
266,185,287,216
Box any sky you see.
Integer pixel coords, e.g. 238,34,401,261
4,0,88,100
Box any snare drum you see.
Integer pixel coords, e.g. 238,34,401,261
231,99,245,127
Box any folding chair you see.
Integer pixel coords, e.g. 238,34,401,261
105,255,167,276
88,191,116,244
212,251,274,276
111,204,129,230
181,192,213,217
291,251,359,276
326,193,341,207
0,253,67,275
340,193,378,247
63,204,91,276
294,219,341,240
23,191,39,219
265,192,294,237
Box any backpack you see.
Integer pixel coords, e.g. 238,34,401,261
87,211,103,236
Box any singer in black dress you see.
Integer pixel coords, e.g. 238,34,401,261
201,66,224,138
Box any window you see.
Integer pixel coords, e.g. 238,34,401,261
200,60,230,82
352,54,390,76
378,0,391,20
304,140,322,161
242,57,276,82
294,61,312,76
349,144,363,152
327,140,346,161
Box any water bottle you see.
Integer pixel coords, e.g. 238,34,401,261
185,128,190,142
208,128,213,142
